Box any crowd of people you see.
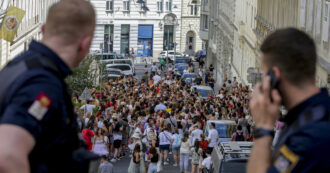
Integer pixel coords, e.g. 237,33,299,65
73,64,254,173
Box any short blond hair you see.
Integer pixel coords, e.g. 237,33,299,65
45,0,95,45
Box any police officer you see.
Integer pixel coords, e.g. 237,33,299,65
247,28,330,173
0,0,96,172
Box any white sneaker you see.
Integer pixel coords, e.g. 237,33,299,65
164,162,169,165
110,158,116,162
173,163,178,167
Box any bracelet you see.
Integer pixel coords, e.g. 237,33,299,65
254,127,275,139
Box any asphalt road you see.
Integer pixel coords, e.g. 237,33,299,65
112,152,192,173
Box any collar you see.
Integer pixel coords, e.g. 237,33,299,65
29,40,72,78
282,88,330,125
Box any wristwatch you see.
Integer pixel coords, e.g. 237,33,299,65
254,128,275,139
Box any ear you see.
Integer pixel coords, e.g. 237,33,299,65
78,35,93,56
41,24,46,35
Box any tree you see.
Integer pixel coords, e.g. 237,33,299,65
66,55,99,94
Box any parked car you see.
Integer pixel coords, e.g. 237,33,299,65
190,85,215,98
204,120,237,143
106,64,133,76
105,68,123,80
174,57,190,76
182,73,196,86
211,142,253,173
158,51,189,62
103,59,135,74
97,52,125,63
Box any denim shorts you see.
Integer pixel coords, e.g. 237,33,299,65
159,144,170,151
172,146,180,153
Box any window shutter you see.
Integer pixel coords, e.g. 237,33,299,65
307,0,314,31
322,2,330,42
300,0,306,28
316,0,322,35
106,1,109,10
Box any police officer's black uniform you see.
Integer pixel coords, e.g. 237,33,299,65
0,41,97,172
268,88,330,173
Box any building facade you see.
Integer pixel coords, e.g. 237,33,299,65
208,0,236,86
90,0,202,58
180,0,202,55
90,0,182,58
0,0,59,68
199,0,209,51
255,0,330,89
232,0,258,86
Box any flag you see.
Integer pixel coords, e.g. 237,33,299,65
0,6,25,42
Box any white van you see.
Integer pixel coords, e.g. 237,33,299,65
106,64,133,76
104,59,135,74
204,120,237,143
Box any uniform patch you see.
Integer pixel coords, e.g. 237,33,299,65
28,93,51,120
274,145,299,173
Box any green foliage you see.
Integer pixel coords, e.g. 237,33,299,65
66,55,98,94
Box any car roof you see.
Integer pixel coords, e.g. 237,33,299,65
206,120,236,124
191,85,213,90
222,158,249,162
106,64,131,67
108,59,132,61
107,68,122,71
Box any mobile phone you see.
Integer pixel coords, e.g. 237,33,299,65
267,69,280,101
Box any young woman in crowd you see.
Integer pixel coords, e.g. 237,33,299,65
191,140,203,173
92,128,109,157
158,125,172,165
147,147,159,173
179,132,190,173
170,128,181,167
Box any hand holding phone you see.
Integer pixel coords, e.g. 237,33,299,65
267,69,280,101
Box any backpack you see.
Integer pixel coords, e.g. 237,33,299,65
235,132,244,141
173,134,182,147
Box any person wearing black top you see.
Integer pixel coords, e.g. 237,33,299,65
148,147,159,173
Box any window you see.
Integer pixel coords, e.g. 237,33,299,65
139,0,147,11
203,15,208,30
104,25,114,53
106,0,113,11
120,25,130,54
191,0,198,16
157,1,163,12
166,0,172,12
123,1,130,11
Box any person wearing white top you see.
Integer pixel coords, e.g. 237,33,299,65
153,74,162,85
207,122,218,152
159,126,172,165
180,132,191,173
191,125,203,145
80,103,96,115
202,149,212,171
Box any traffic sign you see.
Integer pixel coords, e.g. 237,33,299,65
80,87,93,101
